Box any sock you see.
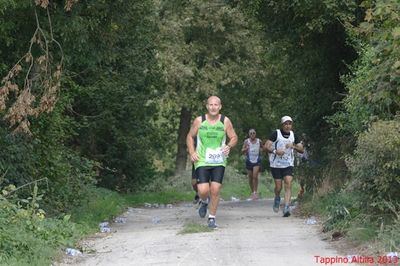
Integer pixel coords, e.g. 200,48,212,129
208,214,216,219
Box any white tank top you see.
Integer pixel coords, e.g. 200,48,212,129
246,138,261,163
269,130,295,168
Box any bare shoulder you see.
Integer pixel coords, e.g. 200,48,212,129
224,116,236,137
192,116,202,126
223,116,233,126
194,116,202,122
188,116,202,137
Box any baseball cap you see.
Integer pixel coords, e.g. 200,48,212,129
281,116,293,124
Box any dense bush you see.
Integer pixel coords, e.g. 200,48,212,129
0,90,98,215
347,119,400,213
0,184,128,266
0,127,37,188
0,184,84,266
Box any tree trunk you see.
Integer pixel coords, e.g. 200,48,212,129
175,107,192,175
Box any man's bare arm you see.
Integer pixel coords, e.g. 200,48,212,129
186,117,201,161
241,140,249,154
222,117,237,156
225,117,238,148
285,142,304,153
294,142,304,153
263,140,273,153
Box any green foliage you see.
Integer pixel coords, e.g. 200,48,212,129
300,188,400,249
125,190,193,206
3,0,163,192
0,120,96,216
37,146,97,214
0,185,85,266
347,119,400,213
322,196,356,232
158,0,265,101
346,215,379,244
300,190,365,232
28,92,98,214
241,0,356,38
330,0,400,136
0,127,37,187
378,215,400,252
155,0,269,166
56,0,162,191
0,74,97,215
237,0,358,174
0,185,131,266
72,81,158,192
70,186,127,227
0,0,33,75
359,0,400,102
0,0,398,261
300,119,399,246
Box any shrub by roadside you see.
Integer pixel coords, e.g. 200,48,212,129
298,119,400,255
0,185,126,266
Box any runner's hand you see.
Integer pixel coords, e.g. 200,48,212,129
276,149,285,156
242,144,249,153
190,152,199,162
222,145,231,156
285,143,295,149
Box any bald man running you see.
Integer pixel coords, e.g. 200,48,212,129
186,96,238,228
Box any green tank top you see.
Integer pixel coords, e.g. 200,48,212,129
194,115,227,168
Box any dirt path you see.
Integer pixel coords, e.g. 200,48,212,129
58,199,354,266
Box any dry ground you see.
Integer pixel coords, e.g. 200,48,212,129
57,199,364,266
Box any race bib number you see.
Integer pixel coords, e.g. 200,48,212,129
275,140,293,167
275,157,291,167
282,152,291,161
205,148,224,164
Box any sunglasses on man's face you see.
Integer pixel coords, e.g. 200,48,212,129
249,132,256,135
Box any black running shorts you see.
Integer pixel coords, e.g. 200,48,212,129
196,166,225,184
270,166,294,179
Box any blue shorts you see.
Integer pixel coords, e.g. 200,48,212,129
245,160,261,170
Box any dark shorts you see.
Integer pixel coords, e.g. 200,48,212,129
270,166,294,179
245,160,261,170
196,166,225,184
191,164,197,179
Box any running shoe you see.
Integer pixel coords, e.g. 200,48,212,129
247,193,254,201
283,205,291,217
273,196,280,213
208,218,218,229
198,200,208,218
252,192,259,200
